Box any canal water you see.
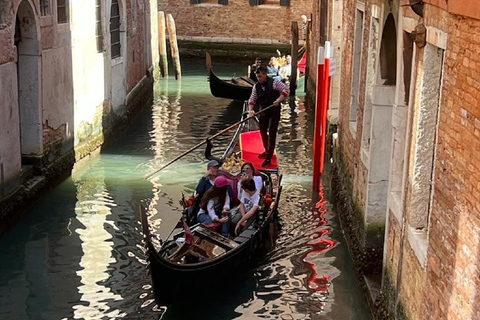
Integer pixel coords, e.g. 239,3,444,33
0,60,372,320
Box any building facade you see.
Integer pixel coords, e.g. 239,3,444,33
307,0,480,319
0,0,158,232
158,0,312,44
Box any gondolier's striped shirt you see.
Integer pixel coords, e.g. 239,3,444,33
248,78,290,107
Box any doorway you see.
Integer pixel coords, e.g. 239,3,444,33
15,1,43,166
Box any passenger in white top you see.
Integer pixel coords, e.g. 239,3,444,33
234,178,260,235
237,162,263,200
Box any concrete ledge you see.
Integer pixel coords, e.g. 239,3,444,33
175,36,286,45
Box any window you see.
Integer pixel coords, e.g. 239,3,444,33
248,0,289,6
57,0,68,23
190,0,229,4
40,0,50,16
95,0,103,52
110,0,121,59
350,8,364,129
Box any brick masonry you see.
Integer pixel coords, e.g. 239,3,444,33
158,0,313,44
307,0,480,319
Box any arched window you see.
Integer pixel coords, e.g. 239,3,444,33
379,13,397,85
110,0,121,59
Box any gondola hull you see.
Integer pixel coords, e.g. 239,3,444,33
206,52,254,101
143,212,274,305
141,103,282,306
208,70,254,101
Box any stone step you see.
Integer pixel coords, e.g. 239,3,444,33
24,175,46,194
21,165,36,181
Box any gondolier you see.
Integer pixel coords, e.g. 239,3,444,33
248,67,290,167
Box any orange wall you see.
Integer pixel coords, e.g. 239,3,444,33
425,0,480,20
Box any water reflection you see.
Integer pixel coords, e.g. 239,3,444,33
71,170,124,319
0,60,371,320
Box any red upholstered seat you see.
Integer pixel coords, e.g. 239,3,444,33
239,130,278,169
202,222,222,233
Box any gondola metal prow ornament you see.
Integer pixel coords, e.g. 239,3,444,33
144,104,275,180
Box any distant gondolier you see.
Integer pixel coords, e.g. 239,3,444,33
248,67,289,167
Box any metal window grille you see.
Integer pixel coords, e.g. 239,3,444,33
110,0,121,59
96,0,103,52
57,0,67,23
40,0,50,16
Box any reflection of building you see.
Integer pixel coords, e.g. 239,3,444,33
308,0,480,319
0,1,159,230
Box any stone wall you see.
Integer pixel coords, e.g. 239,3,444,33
0,0,156,235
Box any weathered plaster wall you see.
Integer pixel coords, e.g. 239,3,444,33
0,0,155,234
0,62,21,196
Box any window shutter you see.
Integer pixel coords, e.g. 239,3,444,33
190,0,200,4
218,0,228,4
249,0,259,6
280,0,289,6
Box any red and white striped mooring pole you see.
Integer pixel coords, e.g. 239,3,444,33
313,41,331,192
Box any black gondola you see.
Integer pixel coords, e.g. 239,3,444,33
206,52,254,101
141,105,282,305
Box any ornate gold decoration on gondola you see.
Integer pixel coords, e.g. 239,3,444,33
221,153,245,173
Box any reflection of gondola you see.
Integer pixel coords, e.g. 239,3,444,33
206,52,254,101
141,105,283,306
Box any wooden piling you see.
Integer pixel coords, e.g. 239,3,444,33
166,14,181,80
290,21,299,96
158,11,168,78
304,19,312,92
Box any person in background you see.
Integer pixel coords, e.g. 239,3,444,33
266,57,280,79
249,57,262,82
197,176,231,236
233,178,260,235
301,14,308,42
278,55,292,82
248,67,290,167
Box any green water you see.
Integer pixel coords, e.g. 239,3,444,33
0,60,372,320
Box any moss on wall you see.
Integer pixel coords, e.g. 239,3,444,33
330,146,384,275
374,266,408,320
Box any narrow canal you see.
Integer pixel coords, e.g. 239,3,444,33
0,60,372,320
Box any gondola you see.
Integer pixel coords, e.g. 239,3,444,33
141,104,283,305
206,52,254,101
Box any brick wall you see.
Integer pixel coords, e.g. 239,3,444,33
423,7,480,320
383,3,480,320
158,0,312,44
126,0,150,92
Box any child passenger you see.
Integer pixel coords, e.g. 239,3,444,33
233,178,260,236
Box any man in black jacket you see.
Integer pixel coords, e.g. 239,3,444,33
248,67,290,167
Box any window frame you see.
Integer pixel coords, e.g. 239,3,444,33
57,0,68,24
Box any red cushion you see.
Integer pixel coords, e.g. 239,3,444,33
202,222,222,232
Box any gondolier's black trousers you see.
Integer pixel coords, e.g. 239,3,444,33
259,106,281,159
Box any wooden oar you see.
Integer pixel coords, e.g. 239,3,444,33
144,104,275,180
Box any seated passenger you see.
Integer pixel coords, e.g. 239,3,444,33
189,159,220,223
266,57,280,79
237,162,263,200
233,178,260,235
279,55,292,81
197,176,231,236
249,57,262,82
